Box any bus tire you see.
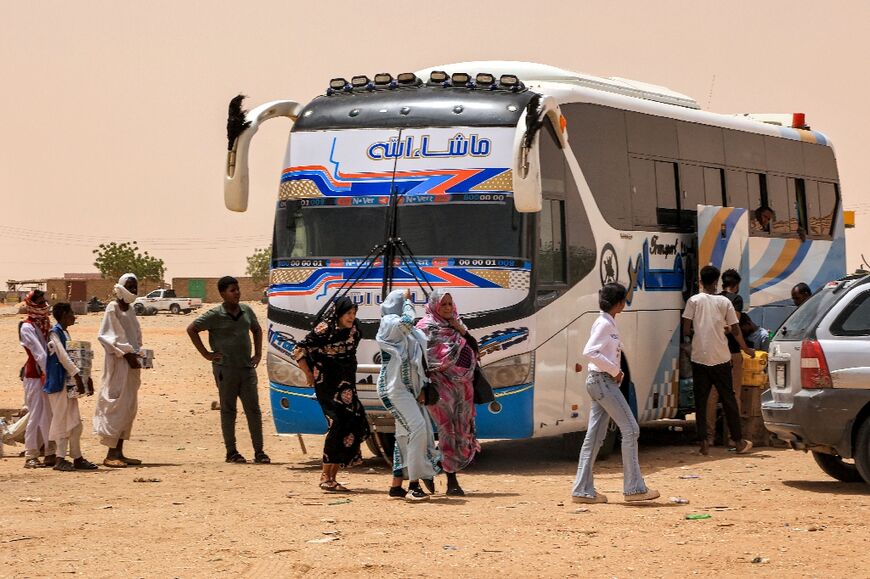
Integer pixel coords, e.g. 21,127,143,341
561,422,618,461
365,436,383,459
597,421,619,460
373,432,396,468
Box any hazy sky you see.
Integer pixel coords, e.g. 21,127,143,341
2,1,868,282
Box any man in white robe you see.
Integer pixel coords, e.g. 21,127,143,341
93,273,144,468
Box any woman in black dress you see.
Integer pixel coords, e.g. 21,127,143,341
293,297,370,491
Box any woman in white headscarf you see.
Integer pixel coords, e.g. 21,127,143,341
93,273,144,468
376,289,440,501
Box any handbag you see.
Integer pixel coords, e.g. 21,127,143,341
473,364,495,405
421,382,440,406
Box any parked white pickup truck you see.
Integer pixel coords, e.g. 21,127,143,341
133,289,202,315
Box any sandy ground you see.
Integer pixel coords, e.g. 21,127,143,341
1,303,868,578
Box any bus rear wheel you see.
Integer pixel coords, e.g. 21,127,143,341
370,432,396,468
562,421,619,460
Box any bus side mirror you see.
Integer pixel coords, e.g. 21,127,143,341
511,95,564,213
225,99,303,213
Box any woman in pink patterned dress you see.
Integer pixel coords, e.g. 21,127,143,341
417,290,480,496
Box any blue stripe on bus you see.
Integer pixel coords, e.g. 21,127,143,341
269,382,327,434
751,241,813,293
270,380,534,439
749,238,787,279
709,208,746,269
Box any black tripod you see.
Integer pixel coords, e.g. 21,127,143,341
314,157,434,323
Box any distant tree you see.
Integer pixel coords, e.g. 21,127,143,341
93,242,166,282
246,245,272,287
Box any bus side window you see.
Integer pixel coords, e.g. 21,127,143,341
703,167,725,206
725,169,749,210
817,182,839,237
655,161,679,228
767,175,790,235
790,178,809,237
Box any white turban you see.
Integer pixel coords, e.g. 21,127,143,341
114,273,139,304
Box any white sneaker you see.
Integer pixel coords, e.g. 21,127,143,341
736,440,754,454
624,489,660,502
572,493,608,504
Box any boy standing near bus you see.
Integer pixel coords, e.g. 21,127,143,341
704,268,744,447
45,303,99,471
187,276,270,465
682,266,755,456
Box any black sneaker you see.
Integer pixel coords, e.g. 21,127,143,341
388,486,408,500
73,457,99,470
406,487,430,502
253,451,271,464
43,454,57,467
422,478,435,494
225,451,247,463
53,458,75,472
446,484,465,497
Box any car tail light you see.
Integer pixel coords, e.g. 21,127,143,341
800,339,832,389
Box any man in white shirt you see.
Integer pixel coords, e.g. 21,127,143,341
682,266,755,456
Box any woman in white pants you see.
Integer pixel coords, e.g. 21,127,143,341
571,283,660,504
376,289,440,502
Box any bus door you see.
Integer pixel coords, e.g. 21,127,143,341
696,205,750,307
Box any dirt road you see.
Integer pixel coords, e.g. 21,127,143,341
1,305,867,578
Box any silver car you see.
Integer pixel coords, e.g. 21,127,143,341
762,273,870,484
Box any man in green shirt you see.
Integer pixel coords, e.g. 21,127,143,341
187,276,270,464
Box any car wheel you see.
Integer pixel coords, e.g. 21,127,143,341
134,303,144,315
854,418,870,484
812,451,864,483
169,303,181,315
144,306,158,316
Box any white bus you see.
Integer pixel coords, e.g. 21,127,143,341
224,61,845,457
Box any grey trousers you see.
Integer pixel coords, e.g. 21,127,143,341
212,365,264,455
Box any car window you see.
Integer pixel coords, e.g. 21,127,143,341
146,291,160,298
774,288,841,341
165,289,177,298
830,290,870,336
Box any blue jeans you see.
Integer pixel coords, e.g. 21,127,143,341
572,371,648,497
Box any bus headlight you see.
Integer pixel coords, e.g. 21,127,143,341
482,352,534,389
267,352,307,387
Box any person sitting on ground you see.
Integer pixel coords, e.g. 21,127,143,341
187,276,270,465
572,283,659,504
93,274,144,468
44,303,98,471
791,283,812,308
753,206,774,233
739,313,771,352
682,265,755,456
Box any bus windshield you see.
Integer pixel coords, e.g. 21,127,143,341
273,199,527,259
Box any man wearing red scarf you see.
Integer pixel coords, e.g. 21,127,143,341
19,290,56,468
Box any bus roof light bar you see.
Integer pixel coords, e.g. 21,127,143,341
373,73,393,86
397,72,421,86
451,72,471,86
